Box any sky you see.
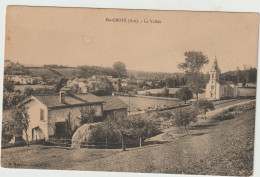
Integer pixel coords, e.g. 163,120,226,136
4,6,259,73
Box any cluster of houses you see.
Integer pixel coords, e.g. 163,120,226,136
67,75,130,93
4,75,44,85
4,58,257,144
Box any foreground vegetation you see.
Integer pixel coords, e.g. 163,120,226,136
2,101,255,176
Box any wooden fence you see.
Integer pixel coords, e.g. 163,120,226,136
47,137,145,149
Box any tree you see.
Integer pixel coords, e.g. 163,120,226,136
2,119,21,146
129,114,159,147
54,78,68,92
113,61,127,78
3,80,14,92
102,115,132,151
3,91,26,110
11,106,30,147
178,51,209,73
80,108,96,125
178,51,209,101
193,99,214,119
176,87,193,103
23,87,34,97
172,108,198,135
161,87,169,97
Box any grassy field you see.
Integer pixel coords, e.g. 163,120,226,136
118,96,183,112
27,67,78,79
138,88,181,95
28,68,60,78
1,102,255,175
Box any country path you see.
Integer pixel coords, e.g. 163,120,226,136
146,99,255,142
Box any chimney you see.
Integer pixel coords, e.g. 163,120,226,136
59,86,71,103
59,90,66,104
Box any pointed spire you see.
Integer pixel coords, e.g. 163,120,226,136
211,56,220,72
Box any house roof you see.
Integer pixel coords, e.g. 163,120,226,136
22,93,104,109
100,96,128,111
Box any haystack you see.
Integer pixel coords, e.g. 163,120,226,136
71,122,102,149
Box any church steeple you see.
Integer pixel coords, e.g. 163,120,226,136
211,56,220,72
210,56,221,81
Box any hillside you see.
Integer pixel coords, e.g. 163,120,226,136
27,67,77,79
1,101,255,176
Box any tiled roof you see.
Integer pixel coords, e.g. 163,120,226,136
32,93,103,108
100,96,128,111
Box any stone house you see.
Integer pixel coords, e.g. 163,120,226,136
19,88,128,142
19,89,105,141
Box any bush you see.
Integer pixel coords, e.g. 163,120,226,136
145,91,152,96
92,123,121,143
213,102,255,121
156,111,172,119
213,112,235,121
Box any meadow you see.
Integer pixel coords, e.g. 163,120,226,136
118,96,183,112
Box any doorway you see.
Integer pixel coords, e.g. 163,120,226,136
55,122,66,139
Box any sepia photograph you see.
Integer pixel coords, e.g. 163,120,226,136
0,5,259,177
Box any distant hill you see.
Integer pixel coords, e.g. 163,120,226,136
26,67,78,79
10,63,256,85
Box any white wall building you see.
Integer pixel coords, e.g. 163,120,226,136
206,58,239,100
20,90,104,141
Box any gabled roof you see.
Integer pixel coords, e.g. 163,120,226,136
100,96,128,111
21,93,104,109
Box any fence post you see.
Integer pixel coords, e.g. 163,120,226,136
106,137,108,149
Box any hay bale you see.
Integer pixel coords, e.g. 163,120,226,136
71,122,102,149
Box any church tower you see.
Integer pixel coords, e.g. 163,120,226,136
210,56,221,81
206,56,221,99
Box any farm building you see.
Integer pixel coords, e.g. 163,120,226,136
206,57,239,100
19,88,105,141
18,88,128,142
100,96,128,117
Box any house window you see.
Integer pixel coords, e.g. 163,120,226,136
211,85,214,89
40,109,44,121
212,73,214,79
211,93,213,98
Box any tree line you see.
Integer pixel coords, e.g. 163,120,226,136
220,67,257,84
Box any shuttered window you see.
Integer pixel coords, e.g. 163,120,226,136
40,109,44,121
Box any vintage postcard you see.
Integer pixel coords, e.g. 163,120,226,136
1,6,259,176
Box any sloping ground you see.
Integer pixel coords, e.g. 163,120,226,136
67,109,255,176
27,68,60,78
146,99,253,142
1,104,255,176
52,68,78,79
27,67,78,79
